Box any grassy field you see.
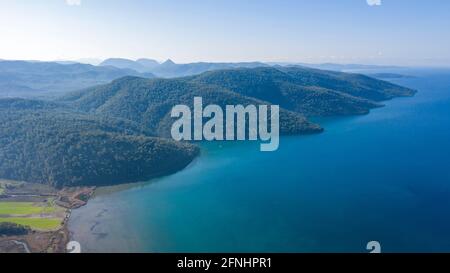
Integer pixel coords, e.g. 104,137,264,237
0,180,66,233
0,200,61,215
0,199,65,231
0,217,63,230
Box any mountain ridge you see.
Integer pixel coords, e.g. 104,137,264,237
0,60,155,98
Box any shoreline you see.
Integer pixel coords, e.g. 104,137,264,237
56,186,96,253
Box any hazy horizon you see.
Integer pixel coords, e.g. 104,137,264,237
1,58,449,69
1,0,450,66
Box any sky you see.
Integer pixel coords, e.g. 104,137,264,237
0,0,450,66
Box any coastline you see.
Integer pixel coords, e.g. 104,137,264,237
57,186,97,253
1,83,419,253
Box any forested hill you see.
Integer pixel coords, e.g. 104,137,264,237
0,98,199,188
61,66,416,137
99,58,268,78
189,66,416,116
60,76,323,137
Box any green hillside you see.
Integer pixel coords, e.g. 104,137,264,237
190,66,416,116
0,99,198,188
60,76,323,136
0,66,416,188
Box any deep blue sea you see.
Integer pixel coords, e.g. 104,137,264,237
69,68,450,253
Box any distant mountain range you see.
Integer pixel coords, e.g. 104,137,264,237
100,58,268,78
0,59,269,98
100,58,160,73
0,60,154,98
0,58,410,99
99,58,411,78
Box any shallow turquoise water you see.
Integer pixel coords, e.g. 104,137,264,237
69,68,450,253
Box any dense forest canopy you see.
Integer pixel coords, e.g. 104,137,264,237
0,99,198,188
60,76,322,137
0,66,416,187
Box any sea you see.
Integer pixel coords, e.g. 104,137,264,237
68,68,450,253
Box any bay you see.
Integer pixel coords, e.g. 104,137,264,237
68,68,450,253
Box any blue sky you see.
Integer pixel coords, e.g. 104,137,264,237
0,0,449,66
